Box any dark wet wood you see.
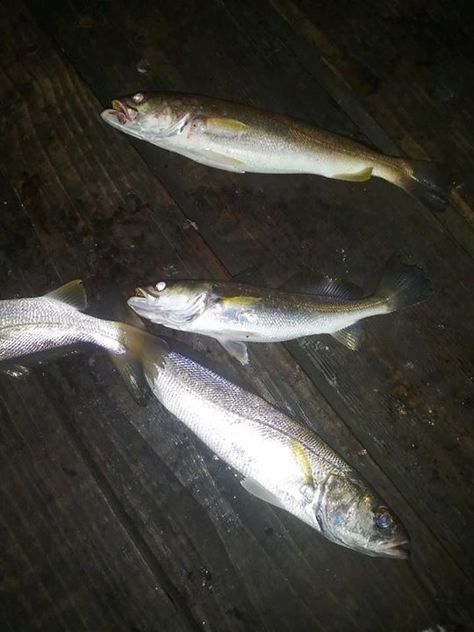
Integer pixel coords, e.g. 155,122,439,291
1,1,473,630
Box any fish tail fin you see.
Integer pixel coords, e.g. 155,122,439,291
395,159,452,211
94,288,165,405
110,334,150,405
375,259,431,314
115,325,169,401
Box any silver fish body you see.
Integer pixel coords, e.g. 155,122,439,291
143,340,409,558
128,261,430,364
0,295,125,360
101,92,449,209
0,281,149,402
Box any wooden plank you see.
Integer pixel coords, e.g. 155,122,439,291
266,0,474,253
0,179,200,632
1,0,472,629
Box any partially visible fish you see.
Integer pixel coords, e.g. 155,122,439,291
139,336,409,558
128,260,430,365
101,91,450,210
0,280,149,402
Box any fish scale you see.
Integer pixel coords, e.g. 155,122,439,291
128,260,430,364
0,297,124,359
142,343,409,557
0,282,150,404
102,91,450,210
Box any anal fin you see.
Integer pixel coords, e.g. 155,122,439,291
330,322,365,350
333,166,373,182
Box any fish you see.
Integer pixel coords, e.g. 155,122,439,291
101,91,450,210
0,280,150,402
128,260,430,365
139,336,409,558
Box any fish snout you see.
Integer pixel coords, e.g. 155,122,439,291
128,285,161,313
134,287,152,298
375,535,410,559
111,99,139,124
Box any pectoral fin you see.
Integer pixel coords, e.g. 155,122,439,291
217,338,249,365
241,478,285,509
333,167,373,182
291,439,314,487
330,322,365,350
282,273,364,301
221,296,262,308
205,117,249,136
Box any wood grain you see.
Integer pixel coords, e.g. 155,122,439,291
1,0,473,630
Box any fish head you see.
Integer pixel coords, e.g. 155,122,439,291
101,92,189,138
313,474,409,559
127,281,211,326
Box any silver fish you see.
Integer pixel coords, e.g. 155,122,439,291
101,91,449,209
0,280,148,401
128,260,430,365
141,337,409,558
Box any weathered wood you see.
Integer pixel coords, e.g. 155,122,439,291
267,0,474,252
1,0,473,630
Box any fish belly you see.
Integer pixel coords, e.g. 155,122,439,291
189,307,375,343
147,352,305,496
165,131,373,176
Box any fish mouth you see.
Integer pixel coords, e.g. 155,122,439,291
376,536,410,560
128,289,158,315
133,285,161,299
104,99,138,125
134,287,151,298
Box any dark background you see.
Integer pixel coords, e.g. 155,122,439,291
1,1,473,630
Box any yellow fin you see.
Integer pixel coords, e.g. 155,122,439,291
333,166,373,182
196,149,246,173
222,296,261,307
291,439,314,487
206,117,248,134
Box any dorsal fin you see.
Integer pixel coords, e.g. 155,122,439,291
281,272,364,300
45,280,87,310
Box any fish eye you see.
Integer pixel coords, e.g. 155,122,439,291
132,92,145,104
156,281,166,291
374,507,393,529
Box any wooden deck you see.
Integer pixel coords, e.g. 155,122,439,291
1,1,473,630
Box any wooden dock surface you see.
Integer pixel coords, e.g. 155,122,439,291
1,1,473,630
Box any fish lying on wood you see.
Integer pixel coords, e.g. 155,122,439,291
0,281,149,402
101,92,450,209
139,336,409,558
128,260,430,365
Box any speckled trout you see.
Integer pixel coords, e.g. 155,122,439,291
101,92,449,209
128,260,430,365
0,280,149,402
140,336,409,558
